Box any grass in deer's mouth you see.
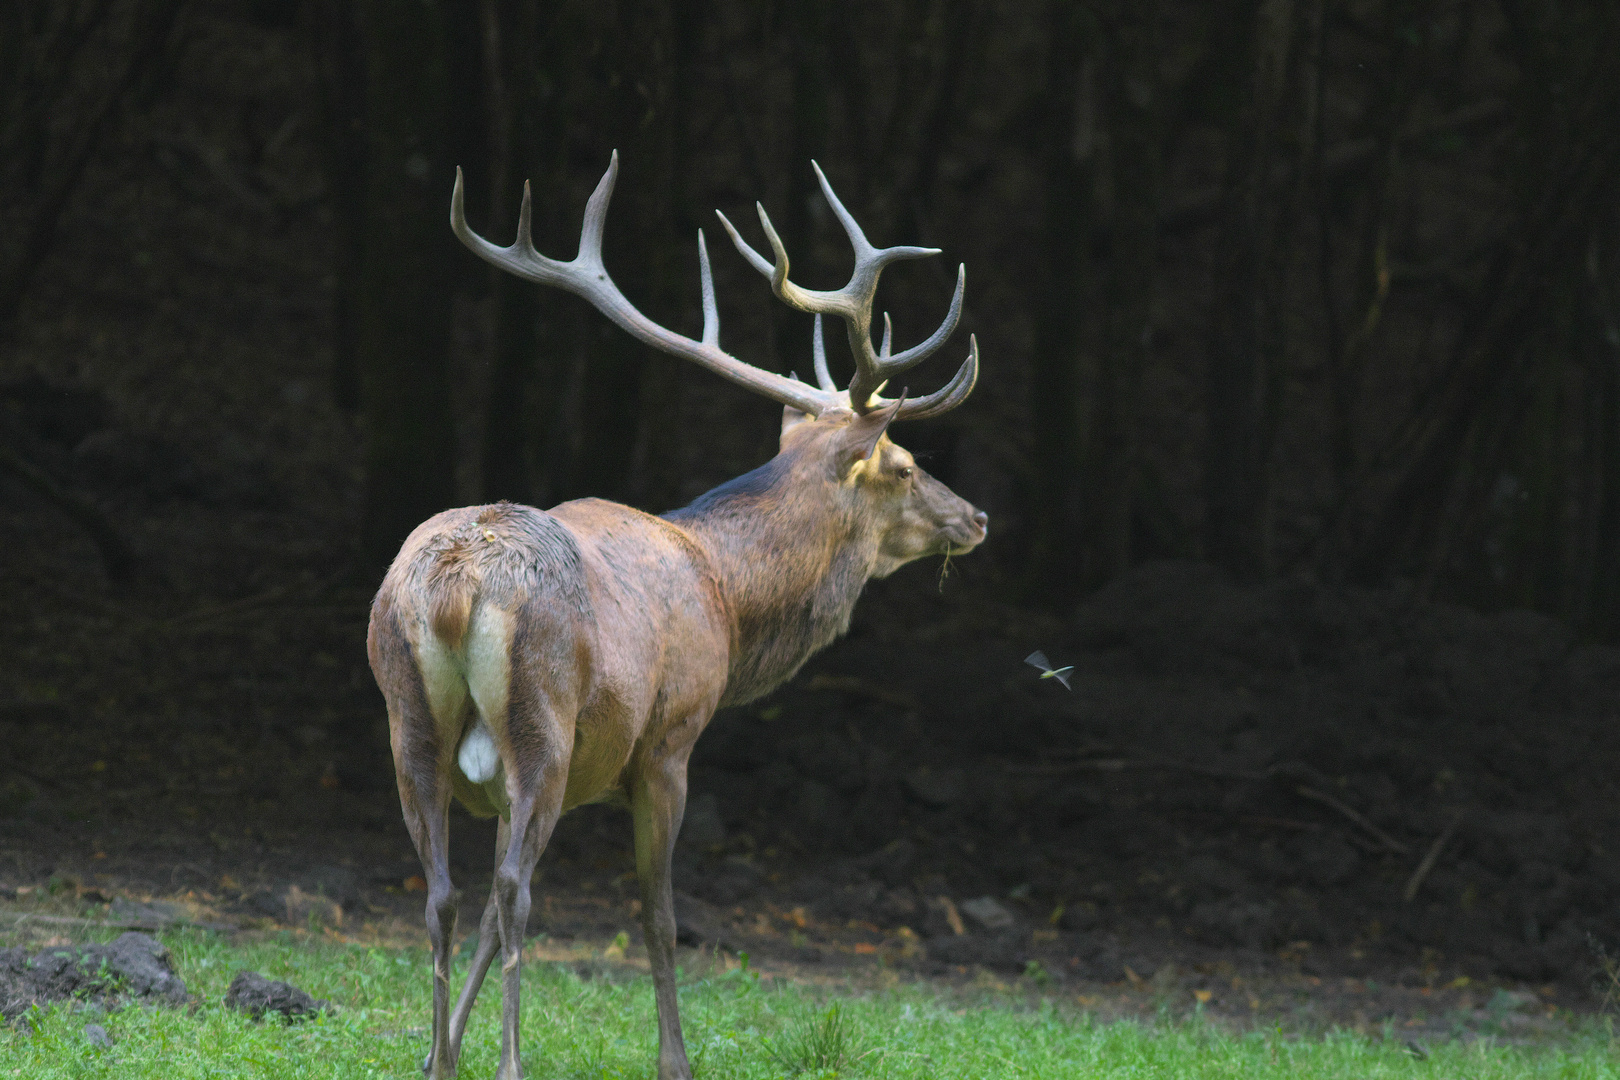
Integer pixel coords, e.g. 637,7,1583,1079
2,928,1616,1078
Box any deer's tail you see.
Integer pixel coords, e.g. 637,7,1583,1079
419,538,508,790
427,545,478,654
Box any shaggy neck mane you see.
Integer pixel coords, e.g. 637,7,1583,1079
664,452,874,705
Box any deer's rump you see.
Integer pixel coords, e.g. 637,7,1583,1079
371,502,594,819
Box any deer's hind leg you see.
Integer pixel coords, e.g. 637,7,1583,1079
446,818,507,1062
382,690,460,1078
374,610,473,1078
462,617,572,1080
405,778,459,1079
485,733,568,1080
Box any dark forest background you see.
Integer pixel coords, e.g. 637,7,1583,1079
8,0,1620,626
7,0,1620,1001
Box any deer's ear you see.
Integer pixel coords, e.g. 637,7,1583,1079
780,404,814,441
836,397,902,475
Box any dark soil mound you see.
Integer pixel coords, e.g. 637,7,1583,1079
0,932,190,1020
223,970,330,1022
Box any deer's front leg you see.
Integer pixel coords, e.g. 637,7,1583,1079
631,749,697,1080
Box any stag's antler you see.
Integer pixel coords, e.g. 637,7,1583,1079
718,161,976,418
451,153,976,421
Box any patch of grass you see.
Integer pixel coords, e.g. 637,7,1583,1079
763,1002,870,1075
1592,933,1620,1017
0,928,1617,1078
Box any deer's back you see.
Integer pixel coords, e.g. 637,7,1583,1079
545,498,731,720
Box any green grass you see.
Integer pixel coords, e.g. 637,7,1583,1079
1,929,1617,1078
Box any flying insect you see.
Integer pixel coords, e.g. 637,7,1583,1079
1024,650,1073,690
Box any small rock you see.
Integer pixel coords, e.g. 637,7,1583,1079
224,971,331,1022
83,1023,113,1049
102,933,190,1003
959,896,1018,932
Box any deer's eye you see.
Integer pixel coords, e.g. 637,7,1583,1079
898,466,913,480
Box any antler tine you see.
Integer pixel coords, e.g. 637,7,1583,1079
852,259,964,391
515,179,535,256
873,334,979,421
812,315,837,392
697,229,719,347
576,149,618,266
453,166,568,289
811,161,939,267
452,155,839,417
714,208,773,278
718,162,970,415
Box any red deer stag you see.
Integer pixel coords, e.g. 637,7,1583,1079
367,153,987,1080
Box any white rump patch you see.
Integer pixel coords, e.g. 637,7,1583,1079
418,601,510,789
457,720,499,784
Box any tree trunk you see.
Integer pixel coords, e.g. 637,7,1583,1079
307,0,367,413
1085,1,1160,587
1029,1,1161,605
1027,1,1088,605
1202,0,1295,580
556,0,685,512
355,0,458,565
477,0,542,504
0,0,181,343
1584,226,1620,639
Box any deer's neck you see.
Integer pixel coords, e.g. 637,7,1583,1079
664,459,874,705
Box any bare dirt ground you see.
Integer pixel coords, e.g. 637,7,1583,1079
2,1,1618,1050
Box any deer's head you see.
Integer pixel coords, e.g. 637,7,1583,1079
778,398,987,578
